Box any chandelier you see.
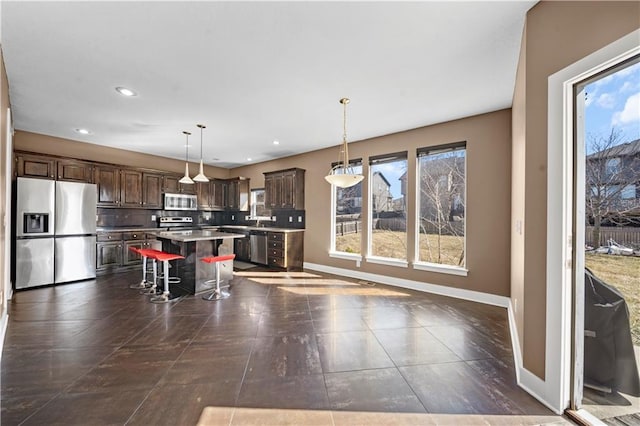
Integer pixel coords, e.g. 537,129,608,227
179,131,194,184
193,124,209,182
324,97,364,188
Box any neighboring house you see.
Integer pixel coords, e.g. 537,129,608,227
336,183,362,215
371,171,393,213
586,138,640,223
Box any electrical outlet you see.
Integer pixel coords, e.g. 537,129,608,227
271,216,276,221
151,214,156,221
245,215,250,220
288,216,292,222
298,216,302,223
231,215,235,221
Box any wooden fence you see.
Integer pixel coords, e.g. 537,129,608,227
586,226,640,248
335,220,361,236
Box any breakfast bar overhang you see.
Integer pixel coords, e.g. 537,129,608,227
152,230,245,296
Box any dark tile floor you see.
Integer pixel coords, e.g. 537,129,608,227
1,268,555,425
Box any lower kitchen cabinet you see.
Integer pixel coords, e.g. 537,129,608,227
96,231,161,274
234,235,251,262
96,241,122,270
267,231,303,271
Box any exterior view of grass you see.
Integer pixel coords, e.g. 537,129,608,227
336,231,463,267
585,253,640,345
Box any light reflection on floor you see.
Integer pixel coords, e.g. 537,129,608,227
234,270,410,297
278,286,410,297
233,271,322,278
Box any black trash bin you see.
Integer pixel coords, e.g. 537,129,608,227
584,268,640,396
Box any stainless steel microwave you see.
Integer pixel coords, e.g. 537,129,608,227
164,193,197,211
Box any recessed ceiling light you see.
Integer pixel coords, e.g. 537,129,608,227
115,86,137,97
273,140,280,145
247,157,252,161
75,128,90,135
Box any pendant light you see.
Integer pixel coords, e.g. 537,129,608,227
193,124,209,182
179,131,194,184
324,97,364,188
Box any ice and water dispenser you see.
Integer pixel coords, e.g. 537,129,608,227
23,213,49,234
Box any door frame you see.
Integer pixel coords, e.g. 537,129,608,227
544,30,640,413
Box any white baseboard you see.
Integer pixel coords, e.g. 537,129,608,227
0,311,8,360
304,262,510,308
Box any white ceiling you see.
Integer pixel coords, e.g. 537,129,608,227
1,1,535,169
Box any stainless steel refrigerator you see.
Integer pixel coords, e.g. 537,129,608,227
15,177,97,289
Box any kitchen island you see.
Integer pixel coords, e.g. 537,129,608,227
152,230,246,296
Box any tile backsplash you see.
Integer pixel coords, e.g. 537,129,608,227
97,208,305,229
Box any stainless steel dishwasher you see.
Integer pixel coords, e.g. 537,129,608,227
250,230,268,265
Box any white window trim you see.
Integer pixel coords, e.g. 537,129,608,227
367,156,408,262
329,251,363,262
412,261,468,276
365,255,409,268
414,144,467,270
330,175,364,257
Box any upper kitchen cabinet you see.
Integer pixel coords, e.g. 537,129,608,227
211,179,226,210
264,168,305,210
94,165,121,207
120,169,143,207
195,179,226,211
195,181,212,210
142,172,163,209
15,153,56,179
163,174,180,194
57,159,93,183
162,173,196,195
226,177,250,211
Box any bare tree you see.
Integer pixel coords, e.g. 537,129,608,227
585,129,640,247
419,151,465,265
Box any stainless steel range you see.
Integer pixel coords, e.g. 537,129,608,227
158,216,194,230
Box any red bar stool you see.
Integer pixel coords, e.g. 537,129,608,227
150,251,184,304
200,254,235,301
128,247,161,291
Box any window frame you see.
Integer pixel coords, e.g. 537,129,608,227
413,142,468,276
366,151,409,267
329,159,364,261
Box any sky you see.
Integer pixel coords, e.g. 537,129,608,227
585,60,640,151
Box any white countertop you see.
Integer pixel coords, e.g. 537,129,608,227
152,230,247,242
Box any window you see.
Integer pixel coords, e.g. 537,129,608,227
250,188,270,218
416,142,466,268
368,152,407,263
621,184,636,200
331,161,363,256
605,157,621,177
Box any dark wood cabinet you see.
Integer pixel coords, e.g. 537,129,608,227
16,153,56,179
195,179,227,211
142,173,163,208
96,242,122,270
163,174,180,193
57,159,93,183
161,174,195,195
120,169,143,207
264,168,305,210
211,179,226,210
234,236,251,262
226,177,250,211
196,181,211,209
94,165,121,207
97,231,159,273
266,231,303,271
